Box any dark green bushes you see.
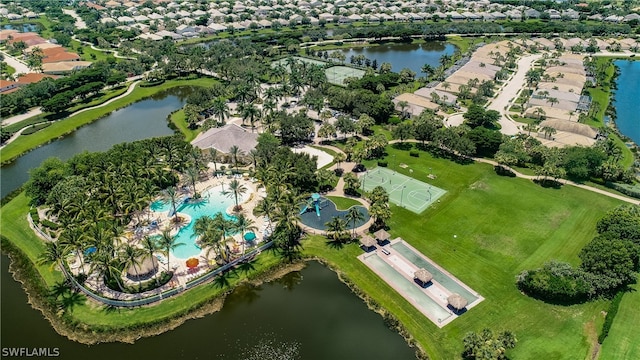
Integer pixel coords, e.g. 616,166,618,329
598,291,624,344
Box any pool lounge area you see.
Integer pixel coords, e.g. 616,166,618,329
358,238,483,327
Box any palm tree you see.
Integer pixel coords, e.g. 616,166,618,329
158,229,184,273
534,107,546,120
369,202,391,229
222,179,248,210
141,236,161,285
345,207,365,238
185,166,200,198
208,148,219,173
442,82,451,91
119,243,145,287
38,241,70,277
541,126,557,140
235,213,258,255
59,227,87,275
254,197,275,233
523,123,538,136
546,97,559,107
240,102,260,132
325,217,347,242
334,152,346,170
229,145,243,173
421,63,434,80
211,97,230,125
163,186,181,223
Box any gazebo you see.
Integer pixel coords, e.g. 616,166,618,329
359,234,377,251
414,268,433,287
126,256,159,281
447,293,468,313
373,229,391,244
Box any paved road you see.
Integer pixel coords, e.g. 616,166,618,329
0,50,30,74
62,9,87,29
486,53,542,136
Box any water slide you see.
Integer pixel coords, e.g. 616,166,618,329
300,206,308,215
315,203,320,217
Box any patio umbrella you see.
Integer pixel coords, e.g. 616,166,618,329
414,268,433,285
186,258,199,268
359,234,376,248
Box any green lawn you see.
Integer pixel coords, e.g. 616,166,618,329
599,284,640,360
0,77,218,163
309,145,623,359
70,39,116,63
169,109,200,142
326,196,362,210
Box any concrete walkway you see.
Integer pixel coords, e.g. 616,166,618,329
486,53,542,136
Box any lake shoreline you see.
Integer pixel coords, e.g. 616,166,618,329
610,59,640,150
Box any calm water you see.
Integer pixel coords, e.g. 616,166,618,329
339,41,456,75
2,23,38,32
0,88,191,198
613,60,640,145
1,256,416,359
151,185,248,259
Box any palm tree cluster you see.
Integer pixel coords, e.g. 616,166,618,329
194,212,257,263
30,136,206,293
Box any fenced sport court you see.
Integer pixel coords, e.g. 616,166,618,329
271,57,365,86
360,167,446,214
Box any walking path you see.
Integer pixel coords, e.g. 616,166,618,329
486,53,542,135
1,80,141,149
1,108,43,126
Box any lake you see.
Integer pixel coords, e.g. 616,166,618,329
0,257,416,359
0,88,192,198
613,60,640,145
338,41,456,75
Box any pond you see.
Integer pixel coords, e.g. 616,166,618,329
2,23,39,32
337,41,456,75
612,60,640,145
0,87,193,198
1,256,416,359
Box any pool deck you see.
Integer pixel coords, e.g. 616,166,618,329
358,238,483,328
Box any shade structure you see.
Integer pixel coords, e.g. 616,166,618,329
447,293,468,310
374,229,391,242
242,172,250,177
225,170,233,175
414,268,433,284
311,193,321,200
244,231,257,241
360,234,376,248
126,256,158,279
186,258,199,268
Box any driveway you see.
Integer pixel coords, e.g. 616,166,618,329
487,54,542,136
0,51,30,74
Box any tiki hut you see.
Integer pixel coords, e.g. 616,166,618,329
126,256,159,281
373,229,391,243
360,234,377,251
414,268,433,287
447,293,468,312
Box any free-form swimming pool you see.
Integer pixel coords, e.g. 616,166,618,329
151,185,248,259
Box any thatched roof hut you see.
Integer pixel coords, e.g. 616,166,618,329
447,293,468,311
414,268,433,285
360,234,376,249
374,229,390,242
126,256,158,280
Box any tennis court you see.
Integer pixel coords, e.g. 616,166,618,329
325,66,366,86
271,56,328,71
360,167,446,214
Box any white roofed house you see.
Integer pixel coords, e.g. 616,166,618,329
148,13,163,21
461,11,480,21
134,15,149,22
118,16,135,24
258,19,272,28
348,13,363,22
207,23,228,32
393,13,408,22
176,24,196,34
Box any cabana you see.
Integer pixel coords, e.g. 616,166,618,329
373,229,391,244
359,234,376,251
447,293,468,313
414,268,433,287
126,256,158,281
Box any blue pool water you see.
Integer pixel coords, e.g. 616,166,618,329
613,60,640,145
391,242,478,304
151,186,247,259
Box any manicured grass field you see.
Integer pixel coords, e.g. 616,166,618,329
325,196,362,210
599,283,640,360
169,109,200,142
0,77,218,163
306,145,623,359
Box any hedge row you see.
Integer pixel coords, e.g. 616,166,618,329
606,182,640,199
21,123,51,136
598,291,625,344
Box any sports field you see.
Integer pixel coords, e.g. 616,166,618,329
325,66,366,86
360,167,446,214
271,56,327,70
